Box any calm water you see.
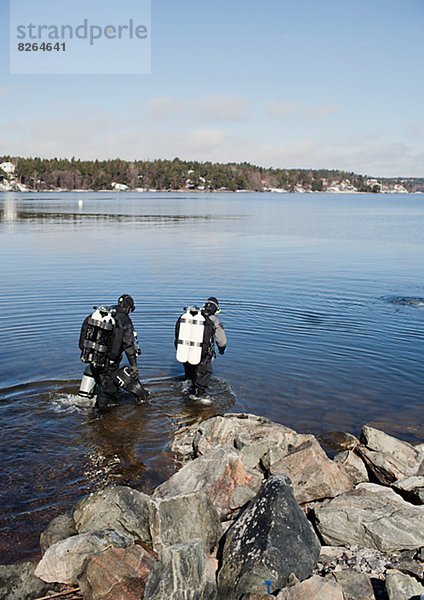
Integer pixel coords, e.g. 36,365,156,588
1,191,423,563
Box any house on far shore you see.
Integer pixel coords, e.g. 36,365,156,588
0,162,16,175
111,182,129,191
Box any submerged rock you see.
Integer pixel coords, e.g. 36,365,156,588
218,475,321,599
154,446,263,519
74,485,153,544
317,431,360,452
314,483,424,552
79,543,158,600
264,437,354,503
35,530,131,584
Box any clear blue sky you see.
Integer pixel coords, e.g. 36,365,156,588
1,0,423,176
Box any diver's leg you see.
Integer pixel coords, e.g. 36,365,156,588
184,362,195,382
193,356,212,395
96,367,119,408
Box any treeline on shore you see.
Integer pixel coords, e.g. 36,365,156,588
2,155,423,193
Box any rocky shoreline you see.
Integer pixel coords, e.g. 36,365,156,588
1,413,423,600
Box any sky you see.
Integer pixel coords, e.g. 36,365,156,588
0,0,423,177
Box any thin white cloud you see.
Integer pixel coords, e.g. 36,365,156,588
266,101,303,116
266,100,338,118
145,96,184,120
2,111,423,177
195,96,248,122
0,86,15,97
145,95,248,123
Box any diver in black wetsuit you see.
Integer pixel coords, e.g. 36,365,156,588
79,294,148,407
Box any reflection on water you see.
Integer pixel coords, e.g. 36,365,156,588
1,191,424,564
3,195,17,223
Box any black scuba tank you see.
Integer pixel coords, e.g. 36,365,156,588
80,306,116,368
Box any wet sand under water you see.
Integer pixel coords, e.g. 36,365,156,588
0,376,235,564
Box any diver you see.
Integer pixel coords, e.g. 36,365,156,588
79,294,149,408
175,296,227,396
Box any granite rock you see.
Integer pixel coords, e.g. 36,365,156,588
314,483,424,552
79,543,158,600
154,446,263,519
74,485,153,544
218,475,321,599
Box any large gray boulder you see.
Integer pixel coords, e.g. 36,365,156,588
40,511,77,554
357,426,423,485
79,543,158,600
276,575,346,599
35,530,131,584
218,475,321,599
0,563,59,600
74,485,154,544
150,492,221,553
154,446,263,519
193,413,310,469
314,483,424,552
264,437,354,503
385,569,424,600
144,540,217,599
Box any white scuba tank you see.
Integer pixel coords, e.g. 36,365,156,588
176,307,206,365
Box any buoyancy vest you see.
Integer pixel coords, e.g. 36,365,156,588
176,307,215,365
79,306,116,368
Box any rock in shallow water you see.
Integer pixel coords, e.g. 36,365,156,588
218,475,321,599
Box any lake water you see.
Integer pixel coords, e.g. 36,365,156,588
0,191,423,563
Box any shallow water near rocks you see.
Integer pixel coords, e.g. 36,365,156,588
0,191,423,563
